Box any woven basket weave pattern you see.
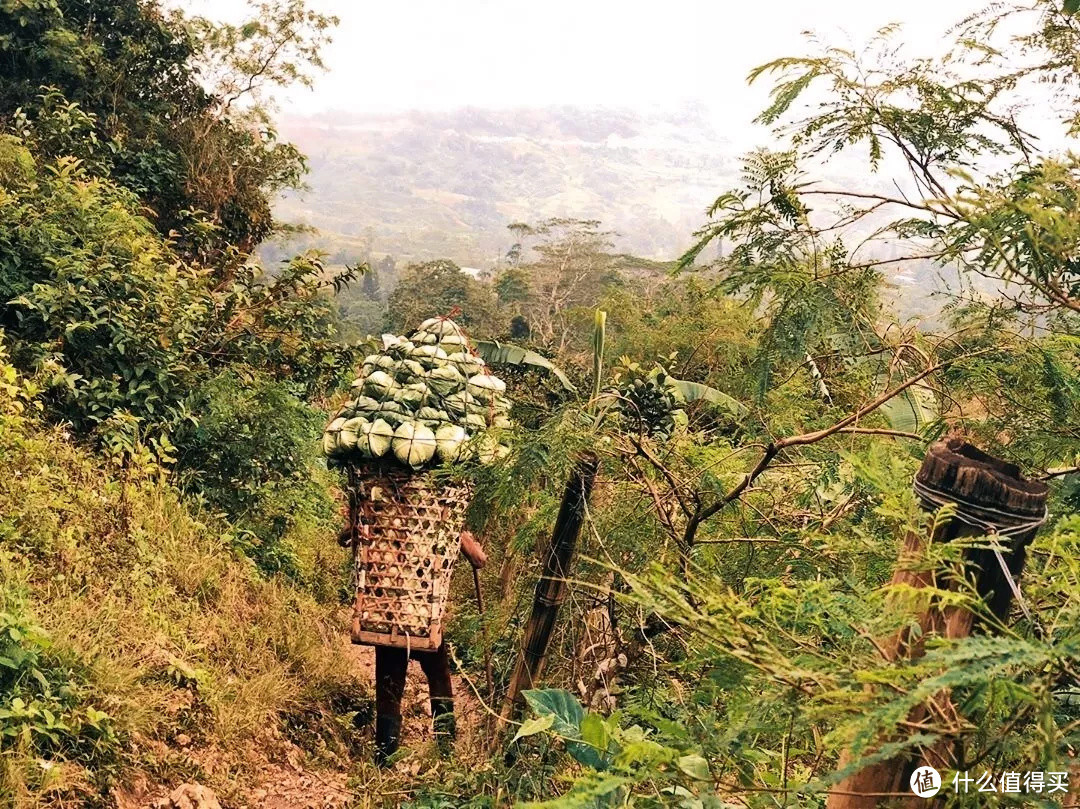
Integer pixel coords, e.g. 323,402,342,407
349,466,470,651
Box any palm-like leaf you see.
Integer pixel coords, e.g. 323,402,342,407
877,378,937,434
473,340,577,393
668,379,749,419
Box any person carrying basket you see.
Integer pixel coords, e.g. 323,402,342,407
340,523,487,763
322,316,512,766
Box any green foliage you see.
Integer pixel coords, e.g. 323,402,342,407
0,132,355,531
472,5,1080,807
1,140,210,432
681,152,886,403
172,370,337,578
474,340,577,394
522,689,601,769
189,0,337,108
608,363,689,440
0,359,361,803
0,2,375,804
0,610,116,761
385,259,502,336
667,378,748,419
946,156,1080,307
590,309,607,406
5,0,1080,806
877,378,938,435
0,0,333,258
516,689,729,808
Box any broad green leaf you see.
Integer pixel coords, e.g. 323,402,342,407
877,378,937,434
579,712,611,753
1066,0,1079,15
669,379,749,418
522,688,585,737
473,341,577,393
512,713,554,743
677,753,712,781
522,688,608,769
567,738,608,771
619,737,669,767
572,712,613,771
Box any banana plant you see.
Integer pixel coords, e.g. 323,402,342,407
473,340,577,393
476,312,747,421
665,377,748,419
502,311,749,719
877,377,938,434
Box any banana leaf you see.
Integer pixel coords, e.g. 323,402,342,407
877,378,937,434
474,340,577,394
592,310,607,404
669,379,749,419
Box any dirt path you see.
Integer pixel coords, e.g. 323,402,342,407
116,632,491,809
341,636,488,756
236,635,490,808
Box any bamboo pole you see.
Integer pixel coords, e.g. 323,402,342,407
473,566,495,699
500,452,600,721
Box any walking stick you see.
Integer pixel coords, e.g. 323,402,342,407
472,566,496,700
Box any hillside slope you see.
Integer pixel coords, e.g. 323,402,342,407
271,104,740,266
0,352,366,807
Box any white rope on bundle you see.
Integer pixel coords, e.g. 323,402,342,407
912,476,1049,624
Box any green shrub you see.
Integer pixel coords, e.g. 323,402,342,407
172,370,339,580
0,610,118,762
0,351,363,805
0,134,355,452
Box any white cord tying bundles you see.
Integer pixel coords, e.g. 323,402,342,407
912,477,1049,624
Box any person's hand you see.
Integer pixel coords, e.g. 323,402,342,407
460,530,487,569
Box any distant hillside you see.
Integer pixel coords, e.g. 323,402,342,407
270,104,740,266
265,103,973,326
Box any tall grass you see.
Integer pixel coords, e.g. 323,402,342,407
0,399,366,806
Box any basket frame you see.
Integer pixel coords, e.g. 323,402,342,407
346,462,471,651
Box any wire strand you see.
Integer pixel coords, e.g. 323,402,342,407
911,477,1049,624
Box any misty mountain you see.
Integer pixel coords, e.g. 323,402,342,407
271,103,741,267
268,103,966,325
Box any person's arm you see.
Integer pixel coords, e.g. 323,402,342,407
459,530,487,569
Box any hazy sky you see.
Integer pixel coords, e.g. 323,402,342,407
179,0,984,137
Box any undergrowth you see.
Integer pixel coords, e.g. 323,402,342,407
0,345,369,807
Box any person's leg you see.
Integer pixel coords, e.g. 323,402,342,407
374,645,409,765
415,641,455,753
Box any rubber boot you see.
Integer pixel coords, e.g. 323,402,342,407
374,714,402,766
431,697,456,756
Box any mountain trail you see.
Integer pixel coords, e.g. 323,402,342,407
114,629,490,809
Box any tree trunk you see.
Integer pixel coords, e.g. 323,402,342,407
828,438,1048,809
500,452,600,722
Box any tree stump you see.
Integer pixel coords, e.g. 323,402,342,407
827,438,1048,808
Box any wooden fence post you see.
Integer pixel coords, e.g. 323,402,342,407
500,452,600,722
828,438,1049,808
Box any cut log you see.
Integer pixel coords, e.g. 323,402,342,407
914,439,1048,624
827,438,1048,809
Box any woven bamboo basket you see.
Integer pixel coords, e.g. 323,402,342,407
346,463,471,651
